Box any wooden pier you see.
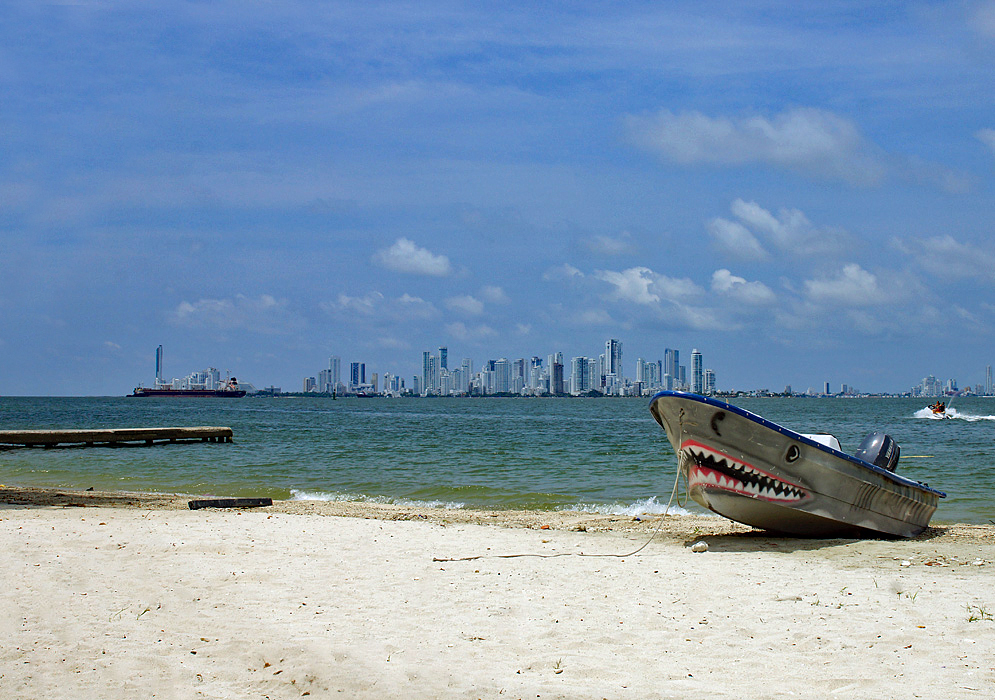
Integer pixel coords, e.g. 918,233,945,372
0,426,234,449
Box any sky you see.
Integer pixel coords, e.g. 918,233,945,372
2,1,995,396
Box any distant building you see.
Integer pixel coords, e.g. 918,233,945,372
691,349,703,394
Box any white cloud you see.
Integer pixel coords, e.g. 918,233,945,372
372,238,451,276
977,128,995,156
572,308,614,326
711,269,776,305
480,285,510,304
712,199,850,258
331,291,384,316
894,234,995,280
445,294,485,315
804,264,886,306
707,217,768,260
594,267,659,304
543,263,584,281
170,294,302,334
972,2,995,37
584,232,635,256
445,322,497,342
321,291,438,320
626,107,887,185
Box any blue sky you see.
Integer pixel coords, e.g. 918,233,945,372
3,1,995,395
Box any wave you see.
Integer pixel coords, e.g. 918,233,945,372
288,489,467,510
913,407,995,422
561,496,698,517
289,490,699,516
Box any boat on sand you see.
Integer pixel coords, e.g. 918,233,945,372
649,391,944,538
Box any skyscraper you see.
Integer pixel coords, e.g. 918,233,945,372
570,356,591,395
350,362,365,389
664,348,679,384
155,345,164,386
494,358,511,393
329,355,341,387
691,348,703,394
439,346,448,370
605,338,622,380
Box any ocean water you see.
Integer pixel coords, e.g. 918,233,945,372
1,395,993,524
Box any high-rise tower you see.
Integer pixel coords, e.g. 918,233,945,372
155,345,164,386
691,348,703,394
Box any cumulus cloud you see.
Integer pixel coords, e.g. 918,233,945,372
595,267,703,305
542,263,584,281
445,294,485,315
707,217,768,260
584,232,636,256
480,285,510,304
711,269,776,305
894,234,995,280
372,238,451,276
804,264,887,306
170,294,302,334
972,2,995,37
571,308,614,326
710,199,849,258
977,128,995,156
626,107,887,185
594,267,659,304
445,322,497,342
320,291,438,320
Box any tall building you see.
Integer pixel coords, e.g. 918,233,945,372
704,368,716,395
329,355,341,387
439,346,448,370
605,338,622,382
664,348,679,383
494,358,511,393
350,362,365,389
155,345,164,386
987,365,992,396
570,357,591,395
691,348,703,394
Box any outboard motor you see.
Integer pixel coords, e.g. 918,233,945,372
855,432,900,472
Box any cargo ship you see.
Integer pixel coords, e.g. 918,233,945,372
129,380,246,398
128,345,246,398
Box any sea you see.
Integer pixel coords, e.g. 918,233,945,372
1,395,993,525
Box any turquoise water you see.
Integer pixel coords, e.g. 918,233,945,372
2,395,993,524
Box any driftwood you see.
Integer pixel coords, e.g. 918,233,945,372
188,498,273,510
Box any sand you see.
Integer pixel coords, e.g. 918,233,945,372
1,486,993,699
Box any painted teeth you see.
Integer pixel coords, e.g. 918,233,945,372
683,443,805,502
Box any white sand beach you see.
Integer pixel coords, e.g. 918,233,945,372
1,487,993,699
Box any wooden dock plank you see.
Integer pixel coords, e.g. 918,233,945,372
0,426,234,447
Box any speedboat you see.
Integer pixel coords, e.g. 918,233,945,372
649,391,944,538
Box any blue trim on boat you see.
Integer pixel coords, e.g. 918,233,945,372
649,390,946,498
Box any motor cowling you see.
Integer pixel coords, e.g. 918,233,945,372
855,432,900,472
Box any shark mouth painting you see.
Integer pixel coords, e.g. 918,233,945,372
681,440,810,503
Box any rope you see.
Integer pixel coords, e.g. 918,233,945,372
432,432,688,563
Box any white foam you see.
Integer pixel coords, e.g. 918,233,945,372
288,489,466,510
913,407,995,422
566,496,697,517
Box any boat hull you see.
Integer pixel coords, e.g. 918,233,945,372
649,391,944,538
129,388,246,398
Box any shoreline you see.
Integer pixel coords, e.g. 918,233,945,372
3,483,993,544
3,485,994,698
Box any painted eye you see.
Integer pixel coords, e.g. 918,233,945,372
785,445,800,463
710,411,725,436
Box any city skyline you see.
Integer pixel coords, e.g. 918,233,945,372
3,4,995,395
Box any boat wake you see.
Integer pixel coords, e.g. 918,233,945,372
913,407,995,422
